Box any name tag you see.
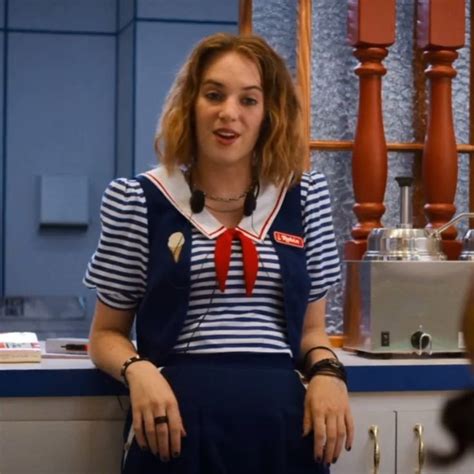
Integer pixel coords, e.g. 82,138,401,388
273,231,304,248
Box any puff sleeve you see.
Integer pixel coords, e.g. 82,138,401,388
83,178,149,310
300,171,341,302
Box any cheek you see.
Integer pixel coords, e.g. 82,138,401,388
249,113,264,141
194,106,212,134
195,103,216,127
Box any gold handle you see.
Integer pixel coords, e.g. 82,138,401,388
369,425,381,474
414,423,425,474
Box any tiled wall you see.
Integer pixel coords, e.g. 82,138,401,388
117,1,238,175
1,0,237,337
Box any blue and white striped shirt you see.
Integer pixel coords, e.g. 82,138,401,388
84,171,340,356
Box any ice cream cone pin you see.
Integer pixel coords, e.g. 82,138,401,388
168,232,185,263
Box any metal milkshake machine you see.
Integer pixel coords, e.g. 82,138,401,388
343,177,474,356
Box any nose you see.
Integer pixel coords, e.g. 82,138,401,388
218,98,238,122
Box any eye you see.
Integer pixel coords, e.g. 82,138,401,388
204,91,223,102
241,97,258,106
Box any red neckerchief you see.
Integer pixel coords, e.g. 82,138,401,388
214,228,258,296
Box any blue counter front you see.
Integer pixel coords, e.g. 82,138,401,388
1,351,473,397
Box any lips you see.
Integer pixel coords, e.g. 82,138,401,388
213,128,240,145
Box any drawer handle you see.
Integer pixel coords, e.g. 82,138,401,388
414,423,425,473
369,425,381,474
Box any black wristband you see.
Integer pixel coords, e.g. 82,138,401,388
120,355,150,387
305,358,347,385
302,345,339,371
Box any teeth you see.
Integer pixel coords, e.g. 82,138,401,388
216,131,236,138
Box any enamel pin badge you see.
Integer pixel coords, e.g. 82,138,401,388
168,232,185,263
273,231,304,248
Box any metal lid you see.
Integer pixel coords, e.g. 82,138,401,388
364,227,447,261
361,176,447,261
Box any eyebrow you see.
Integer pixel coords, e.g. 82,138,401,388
201,79,263,92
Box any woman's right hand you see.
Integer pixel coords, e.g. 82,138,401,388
126,361,186,462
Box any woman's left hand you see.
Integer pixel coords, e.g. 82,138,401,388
303,374,354,465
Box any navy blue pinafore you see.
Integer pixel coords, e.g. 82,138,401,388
121,176,330,474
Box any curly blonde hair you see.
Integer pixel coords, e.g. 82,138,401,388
155,33,306,185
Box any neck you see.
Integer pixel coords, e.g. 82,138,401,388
193,162,252,198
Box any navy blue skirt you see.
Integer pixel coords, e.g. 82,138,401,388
122,354,329,474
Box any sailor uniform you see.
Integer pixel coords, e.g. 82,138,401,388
84,166,340,473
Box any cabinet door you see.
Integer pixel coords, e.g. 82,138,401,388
397,410,474,473
0,420,123,474
332,410,396,474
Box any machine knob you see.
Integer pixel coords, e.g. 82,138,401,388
411,330,432,354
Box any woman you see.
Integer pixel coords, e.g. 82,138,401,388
84,33,353,473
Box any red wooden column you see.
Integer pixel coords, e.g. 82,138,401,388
239,0,252,36
297,0,312,168
343,0,396,346
417,0,465,260
345,0,396,260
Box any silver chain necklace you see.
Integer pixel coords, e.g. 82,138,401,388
205,190,248,202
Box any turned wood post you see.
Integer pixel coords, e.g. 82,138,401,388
239,0,252,36
297,0,312,167
345,0,396,260
343,0,396,345
417,0,465,260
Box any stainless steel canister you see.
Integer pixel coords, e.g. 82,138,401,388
460,229,474,261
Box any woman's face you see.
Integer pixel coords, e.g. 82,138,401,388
194,51,265,171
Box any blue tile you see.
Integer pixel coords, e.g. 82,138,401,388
134,21,237,174
117,24,135,178
9,0,116,33
40,175,89,227
6,33,115,295
0,0,5,28
137,0,238,23
0,32,3,295
119,0,135,30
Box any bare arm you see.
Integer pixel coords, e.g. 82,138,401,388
300,298,336,366
88,299,137,380
300,299,354,465
88,298,185,462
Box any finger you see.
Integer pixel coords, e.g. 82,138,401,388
154,413,170,462
324,415,337,464
166,404,183,458
332,415,346,463
313,414,326,462
302,404,312,437
345,410,355,451
131,410,148,451
142,411,159,455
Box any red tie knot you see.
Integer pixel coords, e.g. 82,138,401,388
214,228,259,296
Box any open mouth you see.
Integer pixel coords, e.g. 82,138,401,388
213,129,240,144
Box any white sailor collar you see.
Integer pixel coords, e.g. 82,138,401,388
142,166,288,243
